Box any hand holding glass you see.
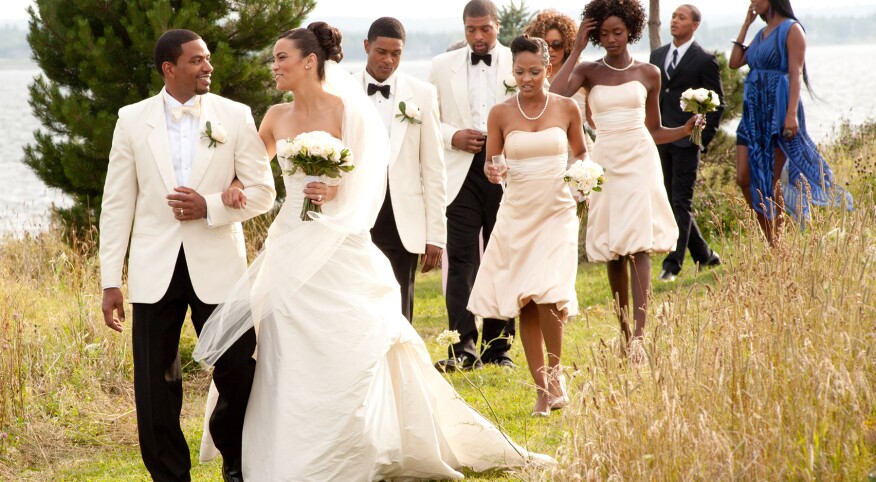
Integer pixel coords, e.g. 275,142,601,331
491,154,507,191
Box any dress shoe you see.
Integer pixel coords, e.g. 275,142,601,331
222,460,244,482
658,269,677,282
484,357,517,369
703,252,721,267
434,354,483,373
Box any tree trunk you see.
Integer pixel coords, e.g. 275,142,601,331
648,0,662,50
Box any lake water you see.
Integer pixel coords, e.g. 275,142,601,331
2,44,874,232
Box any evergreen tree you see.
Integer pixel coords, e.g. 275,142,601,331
25,0,315,228
498,0,532,47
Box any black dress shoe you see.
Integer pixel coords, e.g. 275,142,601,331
484,357,517,369
222,460,244,482
434,354,483,373
704,252,721,267
658,269,677,282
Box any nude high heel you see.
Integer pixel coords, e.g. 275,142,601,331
548,366,568,411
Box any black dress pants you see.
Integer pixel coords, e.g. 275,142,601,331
658,144,714,274
445,147,515,361
371,185,420,322
131,247,256,482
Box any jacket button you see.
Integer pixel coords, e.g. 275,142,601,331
665,88,670,93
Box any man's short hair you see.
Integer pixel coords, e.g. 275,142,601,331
154,29,202,77
679,4,702,23
462,0,499,23
367,17,406,43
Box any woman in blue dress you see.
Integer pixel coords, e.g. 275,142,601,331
729,0,852,244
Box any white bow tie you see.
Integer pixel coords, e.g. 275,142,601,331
170,104,200,121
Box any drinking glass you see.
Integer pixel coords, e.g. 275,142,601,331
491,154,507,191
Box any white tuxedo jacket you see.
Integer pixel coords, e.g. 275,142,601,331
99,92,276,304
354,70,447,253
428,45,513,203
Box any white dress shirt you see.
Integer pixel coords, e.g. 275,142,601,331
665,37,695,72
363,70,398,133
162,87,200,187
467,44,499,133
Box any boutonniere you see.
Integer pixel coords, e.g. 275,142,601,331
395,101,422,125
503,74,518,95
201,121,227,148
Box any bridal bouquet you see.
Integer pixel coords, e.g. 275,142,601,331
564,157,605,218
278,131,354,221
679,88,719,148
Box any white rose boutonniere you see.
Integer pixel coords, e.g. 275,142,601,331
201,121,227,148
395,101,422,125
503,74,517,94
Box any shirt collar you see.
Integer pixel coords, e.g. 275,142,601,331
161,86,198,108
671,37,695,56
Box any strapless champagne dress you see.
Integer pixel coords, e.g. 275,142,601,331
468,127,579,319
585,81,678,261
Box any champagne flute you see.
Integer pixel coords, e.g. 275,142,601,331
491,154,508,192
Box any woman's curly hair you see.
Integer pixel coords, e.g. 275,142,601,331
522,9,578,63
582,0,647,47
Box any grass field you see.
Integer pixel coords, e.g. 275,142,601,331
1,122,874,480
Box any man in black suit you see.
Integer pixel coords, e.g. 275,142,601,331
650,4,725,282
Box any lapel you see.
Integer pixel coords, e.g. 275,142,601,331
187,94,217,189
390,73,413,168
494,45,513,103
449,49,473,128
145,94,177,192
656,44,670,81
672,42,700,81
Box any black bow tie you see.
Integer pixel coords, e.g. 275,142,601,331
471,53,492,66
367,83,391,99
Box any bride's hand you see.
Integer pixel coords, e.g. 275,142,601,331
222,179,247,209
304,181,337,205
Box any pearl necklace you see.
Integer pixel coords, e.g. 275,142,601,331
516,92,549,121
601,56,635,71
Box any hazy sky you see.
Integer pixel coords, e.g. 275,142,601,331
3,0,874,22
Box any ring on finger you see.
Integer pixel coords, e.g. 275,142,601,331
317,194,323,202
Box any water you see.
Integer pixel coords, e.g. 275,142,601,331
3,44,874,231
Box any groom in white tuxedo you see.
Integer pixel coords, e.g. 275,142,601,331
355,17,447,322
429,0,516,371
99,30,275,482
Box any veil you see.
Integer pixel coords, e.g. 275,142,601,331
193,61,390,366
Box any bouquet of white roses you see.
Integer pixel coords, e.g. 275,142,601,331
278,131,354,221
679,88,719,148
564,157,605,218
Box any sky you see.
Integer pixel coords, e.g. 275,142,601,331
3,0,874,23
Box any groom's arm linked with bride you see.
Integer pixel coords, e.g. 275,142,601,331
98,29,275,482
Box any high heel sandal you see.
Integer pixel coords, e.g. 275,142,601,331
530,390,550,417
548,366,568,411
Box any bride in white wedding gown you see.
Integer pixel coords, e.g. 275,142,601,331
193,22,554,481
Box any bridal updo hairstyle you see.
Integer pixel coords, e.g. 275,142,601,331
278,21,343,81
582,0,647,47
509,35,550,67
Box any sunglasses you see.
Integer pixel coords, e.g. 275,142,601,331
548,40,565,51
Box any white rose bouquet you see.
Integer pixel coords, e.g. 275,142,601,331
395,101,422,124
503,74,517,94
278,131,354,221
679,88,719,148
564,157,606,218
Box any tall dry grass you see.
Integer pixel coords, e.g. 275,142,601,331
523,122,876,480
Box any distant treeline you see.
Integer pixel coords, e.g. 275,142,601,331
2,13,875,61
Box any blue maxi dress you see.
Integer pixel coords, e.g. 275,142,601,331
736,19,852,220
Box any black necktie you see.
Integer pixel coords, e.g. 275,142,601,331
471,53,492,66
367,83,391,99
666,49,678,78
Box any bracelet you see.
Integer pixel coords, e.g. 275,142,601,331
731,40,748,51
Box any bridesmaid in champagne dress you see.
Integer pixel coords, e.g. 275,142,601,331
468,36,588,416
550,0,699,349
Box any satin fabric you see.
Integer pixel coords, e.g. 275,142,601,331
468,127,579,319
585,81,678,262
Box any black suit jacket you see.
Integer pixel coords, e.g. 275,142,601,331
650,41,725,150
